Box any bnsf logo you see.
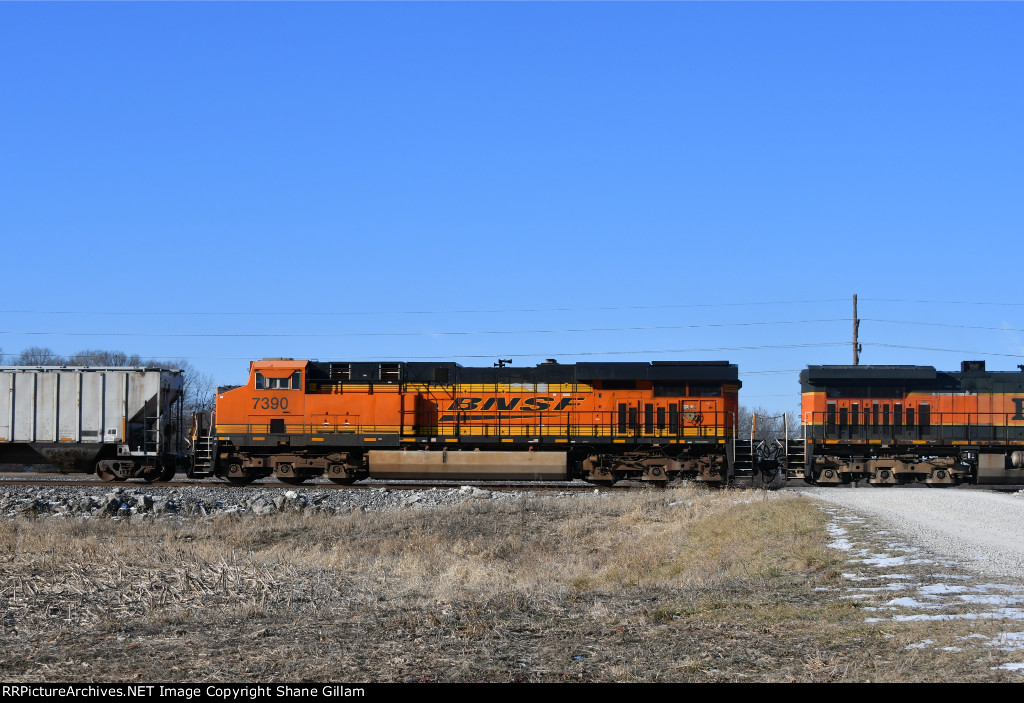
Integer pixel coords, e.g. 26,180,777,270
446,397,583,412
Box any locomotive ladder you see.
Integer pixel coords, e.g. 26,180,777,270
190,412,218,478
785,422,807,480
732,435,756,477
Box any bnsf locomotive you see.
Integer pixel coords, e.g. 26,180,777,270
798,360,1024,486
189,358,742,486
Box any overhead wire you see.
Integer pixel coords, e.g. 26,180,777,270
0,298,849,317
0,342,850,363
864,343,1024,359
0,318,846,339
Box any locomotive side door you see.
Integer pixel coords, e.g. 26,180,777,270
700,399,718,437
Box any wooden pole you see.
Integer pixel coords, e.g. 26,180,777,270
853,294,860,365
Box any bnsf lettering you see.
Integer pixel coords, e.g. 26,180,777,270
482,397,521,411
552,397,583,411
521,397,553,411
445,397,583,412
449,398,484,411
1013,398,1024,421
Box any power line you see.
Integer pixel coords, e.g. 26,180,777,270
0,299,849,317
0,318,846,339
862,299,1024,307
865,343,1024,358
0,342,849,363
865,318,1024,333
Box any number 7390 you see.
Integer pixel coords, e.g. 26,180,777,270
252,397,289,410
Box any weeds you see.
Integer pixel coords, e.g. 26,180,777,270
0,487,1020,681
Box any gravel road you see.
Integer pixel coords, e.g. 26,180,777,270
795,484,1024,581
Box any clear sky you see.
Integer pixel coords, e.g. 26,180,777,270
1,1,1021,414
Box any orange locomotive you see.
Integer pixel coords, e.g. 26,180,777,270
799,361,1024,486
192,358,741,485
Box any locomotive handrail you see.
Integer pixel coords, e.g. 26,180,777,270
215,408,738,441
808,410,1023,444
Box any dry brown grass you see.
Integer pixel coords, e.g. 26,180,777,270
0,486,1021,682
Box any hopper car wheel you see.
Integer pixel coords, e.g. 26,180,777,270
160,465,177,482
140,466,164,484
226,476,253,486
96,466,115,482
328,477,357,485
277,476,307,485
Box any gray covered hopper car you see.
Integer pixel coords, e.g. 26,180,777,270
0,366,187,481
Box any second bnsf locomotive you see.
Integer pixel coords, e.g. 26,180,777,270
192,358,741,486
799,360,1024,486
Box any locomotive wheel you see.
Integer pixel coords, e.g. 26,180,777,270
160,464,177,482
223,463,252,486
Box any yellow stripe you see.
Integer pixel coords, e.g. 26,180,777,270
311,437,324,442
445,438,459,443
453,383,593,393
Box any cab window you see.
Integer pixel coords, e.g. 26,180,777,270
254,371,301,390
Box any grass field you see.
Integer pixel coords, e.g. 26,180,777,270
1,486,1022,682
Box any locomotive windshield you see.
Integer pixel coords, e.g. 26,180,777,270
255,371,302,390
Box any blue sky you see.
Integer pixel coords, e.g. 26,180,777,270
1,2,1021,412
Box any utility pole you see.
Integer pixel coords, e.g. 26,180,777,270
853,294,861,365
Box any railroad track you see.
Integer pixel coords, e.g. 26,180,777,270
0,473,638,492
